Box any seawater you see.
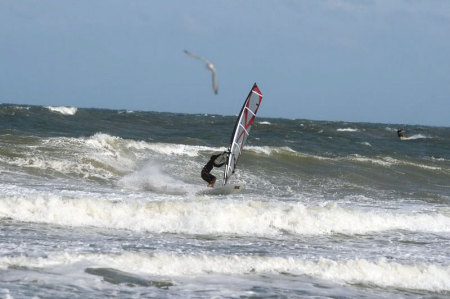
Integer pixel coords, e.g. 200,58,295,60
0,104,449,298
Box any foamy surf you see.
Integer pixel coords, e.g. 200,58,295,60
46,106,78,115
1,252,449,292
401,134,430,140
337,128,359,132
246,145,297,156
1,194,449,236
345,155,444,171
117,162,195,195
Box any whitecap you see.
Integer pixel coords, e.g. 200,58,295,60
46,106,78,115
337,128,359,132
2,252,450,292
1,195,449,236
401,134,429,140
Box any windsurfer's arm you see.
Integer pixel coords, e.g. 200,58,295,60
213,151,229,167
215,161,226,167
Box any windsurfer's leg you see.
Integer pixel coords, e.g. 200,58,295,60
208,176,217,187
201,169,216,187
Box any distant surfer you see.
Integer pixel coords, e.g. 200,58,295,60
201,151,228,187
397,128,406,139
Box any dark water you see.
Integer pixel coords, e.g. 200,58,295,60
1,104,449,298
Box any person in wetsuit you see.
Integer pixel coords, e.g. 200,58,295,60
397,128,406,139
201,152,228,187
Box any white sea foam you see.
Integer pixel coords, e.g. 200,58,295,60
0,289,13,299
86,133,220,157
79,136,308,163
0,134,138,179
401,134,429,140
46,106,78,115
346,155,393,167
258,121,272,125
346,155,442,171
1,252,449,292
337,128,359,132
4,132,443,183
143,143,219,157
385,127,396,132
117,162,194,195
0,154,117,181
246,146,297,156
382,156,442,171
0,133,225,181
431,156,448,162
1,195,449,236
241,149,442,171
12,106,30,110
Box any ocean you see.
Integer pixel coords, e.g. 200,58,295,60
0,103,449,298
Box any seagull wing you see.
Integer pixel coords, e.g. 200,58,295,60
184,50,209,63
184,50,218,94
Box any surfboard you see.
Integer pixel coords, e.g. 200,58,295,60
223,83,263,185
197,184,243,195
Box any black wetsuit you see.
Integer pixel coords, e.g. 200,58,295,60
201,153,226,184
397,129,405,138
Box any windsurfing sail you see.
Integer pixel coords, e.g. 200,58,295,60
223,83,263,185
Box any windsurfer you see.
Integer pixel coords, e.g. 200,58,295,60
201,151,228,187
397,128,406,139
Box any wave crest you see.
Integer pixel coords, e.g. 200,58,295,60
1,195,449,236
337,128,359,132
46,106,78,115
2,252,450,292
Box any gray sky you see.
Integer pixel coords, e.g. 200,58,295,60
1,0,449,126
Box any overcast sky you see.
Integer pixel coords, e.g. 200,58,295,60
1,0,449,126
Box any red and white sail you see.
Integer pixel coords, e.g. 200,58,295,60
224,83,263,185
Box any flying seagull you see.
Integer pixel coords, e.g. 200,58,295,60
184,50,218,94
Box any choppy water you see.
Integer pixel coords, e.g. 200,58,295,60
1,104,449,298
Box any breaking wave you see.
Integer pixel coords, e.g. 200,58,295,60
1,252,449,292
1,132,445,185
337,128,359,132
46,106,78,115
1,194,449,236
401,134,430,140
